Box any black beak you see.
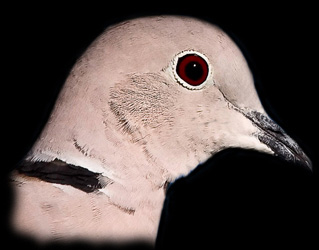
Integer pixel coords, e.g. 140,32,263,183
245,111,312,170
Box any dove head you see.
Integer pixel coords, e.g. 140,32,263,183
28,16,311,184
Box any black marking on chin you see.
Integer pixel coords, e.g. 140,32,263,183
17,159,103,193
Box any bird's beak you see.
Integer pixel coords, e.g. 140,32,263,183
243,110,312,170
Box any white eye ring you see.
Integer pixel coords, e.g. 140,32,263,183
172,50,213,90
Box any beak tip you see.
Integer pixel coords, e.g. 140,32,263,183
267,138,313,171
246,111,313,172
264,135,313,172
295,153,313,171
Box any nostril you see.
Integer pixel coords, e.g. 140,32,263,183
245,110,285,134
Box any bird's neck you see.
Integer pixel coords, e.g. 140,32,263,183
24,137,168,242
25,120,170,217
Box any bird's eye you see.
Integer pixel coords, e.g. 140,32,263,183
176,53,209,88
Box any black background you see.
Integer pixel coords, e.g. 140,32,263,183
3,3,318,249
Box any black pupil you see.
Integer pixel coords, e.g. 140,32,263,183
185,61,203,81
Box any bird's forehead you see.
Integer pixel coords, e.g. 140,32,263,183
99,16,235,69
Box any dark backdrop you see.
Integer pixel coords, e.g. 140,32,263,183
3,3,318,249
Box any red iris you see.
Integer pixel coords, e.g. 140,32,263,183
176,54,209,86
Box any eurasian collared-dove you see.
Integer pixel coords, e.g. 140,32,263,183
11,15,311,245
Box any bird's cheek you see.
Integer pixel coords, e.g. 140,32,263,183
230,113,275,154
210,108,273,154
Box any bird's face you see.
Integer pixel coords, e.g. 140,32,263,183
36,16,311,181
104,16,311,178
